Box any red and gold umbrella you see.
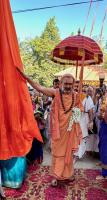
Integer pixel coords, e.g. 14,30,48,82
51,31,103,79
51,31,103,65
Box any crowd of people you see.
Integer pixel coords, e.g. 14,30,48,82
22,72,107,185
28,74,107,183
0,71,107,198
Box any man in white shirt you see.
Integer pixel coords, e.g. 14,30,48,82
75,86,94,159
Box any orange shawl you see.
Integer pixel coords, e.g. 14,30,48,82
0,0,42,160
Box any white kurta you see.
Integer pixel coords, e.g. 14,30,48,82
87,98,102,153
80,96,94,138
75,96,94,158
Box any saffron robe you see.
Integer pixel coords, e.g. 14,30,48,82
50,90,83,180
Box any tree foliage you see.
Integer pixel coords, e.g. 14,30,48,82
103,52,107,68
19,17,63,86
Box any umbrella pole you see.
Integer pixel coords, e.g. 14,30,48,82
76,60,78,80
79,54,85,93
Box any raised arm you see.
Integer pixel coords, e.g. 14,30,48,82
17,68,55,97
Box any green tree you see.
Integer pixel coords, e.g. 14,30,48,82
30,17,60,67
104,52,107,68
41,17,60,43
20,17,62,86
101,41,107,69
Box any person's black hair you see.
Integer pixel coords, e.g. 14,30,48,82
96,88,102,93
96,88,103,96
83,84,88,87
75,80,80,83
53,78,60,85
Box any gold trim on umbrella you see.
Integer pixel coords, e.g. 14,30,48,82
51,56,97,65
78,48,85,57
94,53,98,62
59,47,65,56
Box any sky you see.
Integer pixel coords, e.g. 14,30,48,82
10,0,107,42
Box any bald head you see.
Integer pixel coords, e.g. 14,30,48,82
87,86,94,97
60,74,75,83
60,74,75,94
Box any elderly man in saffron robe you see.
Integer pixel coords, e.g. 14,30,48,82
17,69,83,186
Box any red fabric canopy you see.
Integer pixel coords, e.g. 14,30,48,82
51,35,103,65
0,0,42,160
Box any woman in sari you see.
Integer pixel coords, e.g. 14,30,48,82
0,157,27,189
0,169,6,199
96,94,107,179
27,110,44,164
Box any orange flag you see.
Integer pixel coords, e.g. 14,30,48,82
0,0,42,160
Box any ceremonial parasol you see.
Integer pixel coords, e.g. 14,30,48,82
51,30,103,79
